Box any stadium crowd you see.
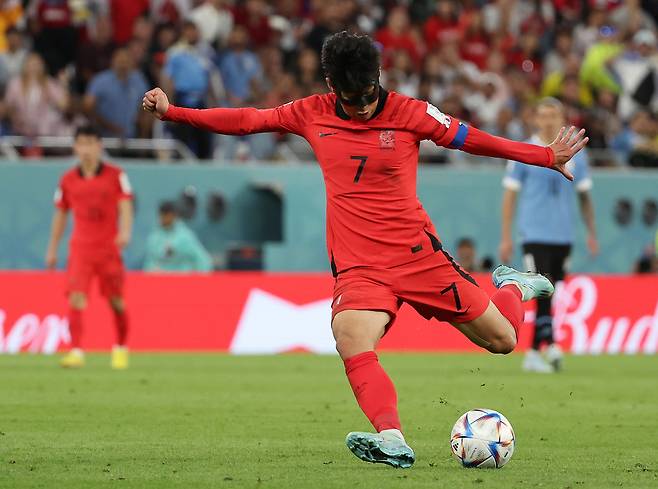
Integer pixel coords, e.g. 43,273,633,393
0,0,656,165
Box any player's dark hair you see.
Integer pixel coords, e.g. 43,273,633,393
74,124,101,140
457,237,475,249
159,200,178,215
321,31,380,94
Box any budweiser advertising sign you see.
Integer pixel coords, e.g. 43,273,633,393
0,272,656,354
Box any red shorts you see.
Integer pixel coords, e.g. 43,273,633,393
332,246,489,326
67,249,125,298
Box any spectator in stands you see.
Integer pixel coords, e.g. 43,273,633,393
506,30,543,87
553,0,584,26
162,19,219,158
132,14,154,45
84,47,149,138
233,0,272,49
482,0,553,39
144,201,213,272
544,28,574,76
294,47,324,97
109,0,148,45
612,110,658,166
29,0,77,75
542,53,593,110
148,22,177,87
459,9,489,71
0,26,27,92
74,16,115,94
0,0,23,53
385,49,420,98
2,52,71,138
583,88,623,165
217,24,275,160
188,0,234,47
151,0,192,25
304,1,350,54
626,111,658,167
613,30,658,122
129,35,152,89
423,0,461,50
375,7,421,69
468,73,508,133
417,52,445,103
573,4,610,54
610,0,656,34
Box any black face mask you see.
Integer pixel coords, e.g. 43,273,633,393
337,83,380,108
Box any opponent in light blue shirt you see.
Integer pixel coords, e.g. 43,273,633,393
503,134,592,245
499,98,598,374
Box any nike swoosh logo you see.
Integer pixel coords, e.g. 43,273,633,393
319,132,339,137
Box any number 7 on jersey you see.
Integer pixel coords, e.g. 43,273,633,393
351,156,368,183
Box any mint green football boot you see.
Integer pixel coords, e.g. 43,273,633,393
492,265,555,301
345,431,415,469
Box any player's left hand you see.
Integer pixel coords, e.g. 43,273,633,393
547,126,589,181
116,233,131,249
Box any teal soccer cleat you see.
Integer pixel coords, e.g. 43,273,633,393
492,265,555,302
345,431,415,469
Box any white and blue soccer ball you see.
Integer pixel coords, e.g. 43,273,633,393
450,408,515,468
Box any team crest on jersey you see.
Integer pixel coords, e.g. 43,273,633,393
380,130,395,149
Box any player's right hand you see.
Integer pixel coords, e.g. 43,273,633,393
499,239,513,264
45,248,57,269
142,88,169,119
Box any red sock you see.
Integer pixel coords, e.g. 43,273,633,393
491,285,524,340
344,351,401,432
112,309,129,346
68,308,83,348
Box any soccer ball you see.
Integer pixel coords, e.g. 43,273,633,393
450,408,515,468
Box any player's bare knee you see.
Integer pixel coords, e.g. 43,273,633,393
332,324,360,357
489,334,516,355
69,293,87,310
332,320,372,358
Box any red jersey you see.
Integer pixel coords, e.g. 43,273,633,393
54,162,132,253
162,90,553,274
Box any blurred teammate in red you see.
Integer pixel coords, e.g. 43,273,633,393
46,125,134,369
143,32,588,468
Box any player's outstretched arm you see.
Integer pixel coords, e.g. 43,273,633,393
142,87,302,136
459,125,589,181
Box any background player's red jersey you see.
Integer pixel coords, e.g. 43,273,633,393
163,90,553,274
54,162,133,254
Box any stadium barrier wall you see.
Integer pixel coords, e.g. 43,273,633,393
0,162,657,273
1,272,657,355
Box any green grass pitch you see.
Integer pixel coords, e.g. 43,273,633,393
1,353,657,488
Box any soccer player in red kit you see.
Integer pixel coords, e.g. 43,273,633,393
45,125,134,370
143,32,588,468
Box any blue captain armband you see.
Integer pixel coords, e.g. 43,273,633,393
448,122,469,150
